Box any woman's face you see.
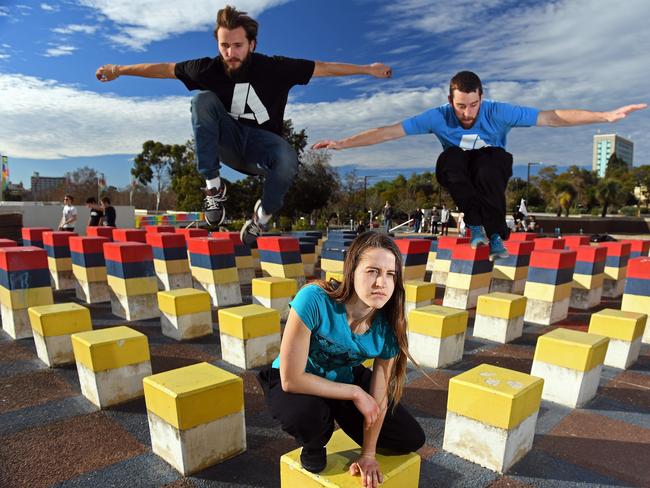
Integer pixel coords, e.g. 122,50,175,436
352,247,396,309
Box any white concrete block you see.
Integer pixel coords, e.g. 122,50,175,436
252,296,292,322
443,286,490,310
75,280,110,304
530,360,602,408
523,297,570,325
161,310,213,341
473,314,524,344
192,279,242,308
407,331,465,368
33,331,75,367
603,337,642,369
76,360,152,408
0,305,32,339
219,332,281,370
109,290,160,321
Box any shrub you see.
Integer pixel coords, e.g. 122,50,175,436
619,206,639,217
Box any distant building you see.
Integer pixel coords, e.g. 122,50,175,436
592,133,633,177
31,172,67,200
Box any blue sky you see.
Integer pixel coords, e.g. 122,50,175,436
1,0,648,189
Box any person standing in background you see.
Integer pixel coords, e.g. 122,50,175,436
86,197,104,227
59,195,77,232
101,197,116,227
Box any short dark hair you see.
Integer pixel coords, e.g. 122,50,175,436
64,194,74,202
100,197,111,204
449,71,483,99
86,197,97,204
214,5,258,43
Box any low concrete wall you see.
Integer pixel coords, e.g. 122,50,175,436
532,214,650,235
0,202,135,235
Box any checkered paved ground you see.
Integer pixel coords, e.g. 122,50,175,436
1,277,649,488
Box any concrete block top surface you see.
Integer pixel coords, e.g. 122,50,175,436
251,276,298,298
22,227,52,240
575,245,607,263
175,228,209,240
146,232,186,249
71,326,150,372
447,364,543,430
530,249,577,270
28,303,92,337
0,246,48,271
627,257,650,278
157,288,211,316
408,305,468,338
476,292,527,319
112,228,147,243
404,280,436,303
143,362,243,430
144,225,175,234
210,231,243,246
563,235,591,249
437,236,470,250
503,239,535,255
395,238,431,255
0,238,18,248
534,237,566,250
103,241,153,263
598,241,632,257
620,239,650,254
589,309,647,342
257,236,300,253
43,231,77,247
534,328,609,372
86,226,114,239
69,236,110,254
451,244,490,261
187,237,235,256
507,232,537,242
281,429,420,487
217,304,281,339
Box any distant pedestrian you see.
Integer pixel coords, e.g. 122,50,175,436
86,197,104,227
101,196,116,227
440,204,450,236
58,195,77,232
382,201,393,231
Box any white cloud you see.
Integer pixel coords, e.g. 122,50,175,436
77,0,292,50
43,45,78,57
41,3,59,12
0,54,10,60
52,24,99,35
0,7,9,17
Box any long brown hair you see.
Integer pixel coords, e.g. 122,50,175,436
315,231,408,409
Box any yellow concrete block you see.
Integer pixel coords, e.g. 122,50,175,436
493,265,528,281
218,304,281,340
325,271,344,283
604,266,627,280
572,273,604,290
446,272,492,290
408,305,468,338
71,326,150,372
190,266,239,285
321,258,344,272
621,293,650,316
0,285,53,310
404,281,436,303
154,259,190,275
28,303,92,337
158,289,211,316
402,265,426,281
261,261,305,279
476,293,527,319
107,275,158,296
252,277,297,299
588,308,646,342
143,362,244,430
235,255,255,269
523,282,572,302
48,256,72,272
72,264,107,283
447,364,543,430
281,429,420,488
534,328,609,372
432,259,452,273
301,253,317,265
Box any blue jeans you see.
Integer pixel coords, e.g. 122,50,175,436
190,91,299,215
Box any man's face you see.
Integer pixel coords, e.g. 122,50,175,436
449,89,482,129
217,26,255,77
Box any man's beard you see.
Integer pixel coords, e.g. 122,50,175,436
222,53,252,82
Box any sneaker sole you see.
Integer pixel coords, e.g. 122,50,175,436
204,211,225,227
489,251,510,261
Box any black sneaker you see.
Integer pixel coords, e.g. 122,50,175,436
300,447,326,473
203,180,227,226
240,200,266,249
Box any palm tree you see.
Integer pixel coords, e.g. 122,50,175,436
553,181,577,217
596,178,622,218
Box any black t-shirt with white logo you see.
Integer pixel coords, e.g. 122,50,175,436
174,53,315,135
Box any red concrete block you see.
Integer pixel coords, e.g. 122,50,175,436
257,237,300,253
69,236,110,255
187,237,234,256
146,232,186,249
43,231,77,247
451,243,490,261
21,227,52,242
504,240,535,256
529,249,577,270
0,247,48,271
575,245,607,264
507,232,537,242
394,238,431,255
626,257,650,280
103,242,153,263
564,235,590,249
210,231,243,246
112,229,147,243
621,239,650,256
145,225,175,234
0,239,17,248
534,238,566,250
86,226,114,240
598,242,632,257
437,236,471,250
175,228,209,243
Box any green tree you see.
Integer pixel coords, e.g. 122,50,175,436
605,153,629,179
597,178,623,217
282,119,308,155
132,141,173,211
553,180,577,217
169,140,203,211
67,166,99,204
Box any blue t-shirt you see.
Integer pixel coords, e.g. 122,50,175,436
401,99,539,151
271,284,399,384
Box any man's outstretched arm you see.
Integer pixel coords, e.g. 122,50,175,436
537,104,647,127
313,61,392,79
95,63,177,82
312,123,405,150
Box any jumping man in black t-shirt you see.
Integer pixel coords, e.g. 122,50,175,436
96,5,392,247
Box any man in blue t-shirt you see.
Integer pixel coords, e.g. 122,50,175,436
313,71,646,260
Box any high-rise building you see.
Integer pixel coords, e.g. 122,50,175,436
592,133,633,177
31,172,67,200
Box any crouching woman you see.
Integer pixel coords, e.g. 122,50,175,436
258,231,425,488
